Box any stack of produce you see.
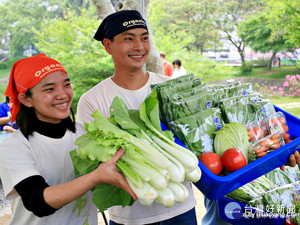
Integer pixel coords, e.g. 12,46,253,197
70,93,201,212
225,166,300,224
152,74,293,176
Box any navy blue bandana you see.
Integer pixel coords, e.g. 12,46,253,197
94,10,148,43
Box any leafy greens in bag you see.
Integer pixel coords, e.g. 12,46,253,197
169,107,224,157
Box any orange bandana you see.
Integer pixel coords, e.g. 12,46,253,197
5,53,67,123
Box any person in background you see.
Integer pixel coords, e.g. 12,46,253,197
0,53,136,225
0,96,18,133
77,10,197,225
172,59,187,79
0,96,13,131
160,51,173,77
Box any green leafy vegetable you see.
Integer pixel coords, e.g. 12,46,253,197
71,95,201,212
214,122,250,161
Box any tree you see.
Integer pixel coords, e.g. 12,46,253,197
149,0,219,55
0,0,62,56
265,0,300,68
265,0,300,47
34,3,114,111
91,0,163,74
238,12,290,69
214,0,264,64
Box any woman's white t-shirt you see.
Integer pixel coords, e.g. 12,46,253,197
0,123,98,225
172,66,187,79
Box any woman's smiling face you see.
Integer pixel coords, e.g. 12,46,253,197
24,71,73,123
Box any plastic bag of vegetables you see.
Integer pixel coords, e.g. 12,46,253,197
169,107,224,157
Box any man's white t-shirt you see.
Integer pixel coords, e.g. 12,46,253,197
0,123,98,225
77,72,197,225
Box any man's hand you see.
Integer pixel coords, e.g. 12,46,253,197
280,151,300,171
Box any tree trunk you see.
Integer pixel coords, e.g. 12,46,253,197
92,0,163,74
92,0,115,18
238,50,245,64
267,51,277,70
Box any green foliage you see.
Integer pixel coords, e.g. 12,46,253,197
180,52,237,82
0,63,7,70
238,12,290,53
0,0,62,57
149,0,218,54
33,3,114,111
265,0,300,47
241,61,253,73
149,0,236,82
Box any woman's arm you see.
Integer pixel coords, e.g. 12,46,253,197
43,148,137,209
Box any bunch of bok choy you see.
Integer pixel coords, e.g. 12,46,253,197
70,91,201,212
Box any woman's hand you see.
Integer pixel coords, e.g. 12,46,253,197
3,125,16,133
96,148,137,200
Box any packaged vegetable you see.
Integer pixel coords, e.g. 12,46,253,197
249,130,285,162
225,167,300,219
267,111,292,144
219,94,262,125
169,107,224,157
151,73,195,123
153,76,202,124
169,91,215,122
246,121,264,143
227,83,253,96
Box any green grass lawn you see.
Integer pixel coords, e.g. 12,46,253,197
269,97,300,118
0,67,10,79
238,66,299,79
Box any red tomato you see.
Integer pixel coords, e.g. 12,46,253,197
199,152,223,175
221,148,247,172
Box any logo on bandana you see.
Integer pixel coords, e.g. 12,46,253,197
35,64,65,78
123,19,146,28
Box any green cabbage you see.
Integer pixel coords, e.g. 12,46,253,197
214,122,249,162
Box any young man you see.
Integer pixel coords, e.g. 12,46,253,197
77,10,197,225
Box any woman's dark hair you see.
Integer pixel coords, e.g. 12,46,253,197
172,59,181,67
16,89,76,139
5,96,10,104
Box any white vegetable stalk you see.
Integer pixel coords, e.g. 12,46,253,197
167,181,189,203
155,187,175,208
185,166,202,183
151,135,198,172
125,135,172,169
126,179,158,206
141,133,185,183
121,154,169,189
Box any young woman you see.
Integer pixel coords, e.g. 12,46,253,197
172,59,187,79
0,53,136,225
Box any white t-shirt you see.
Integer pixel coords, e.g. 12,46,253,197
77,71,197,225
0,123,98,225
172,66,187,79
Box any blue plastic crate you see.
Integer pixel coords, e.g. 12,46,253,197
217,196,287,225
167,106,300,200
